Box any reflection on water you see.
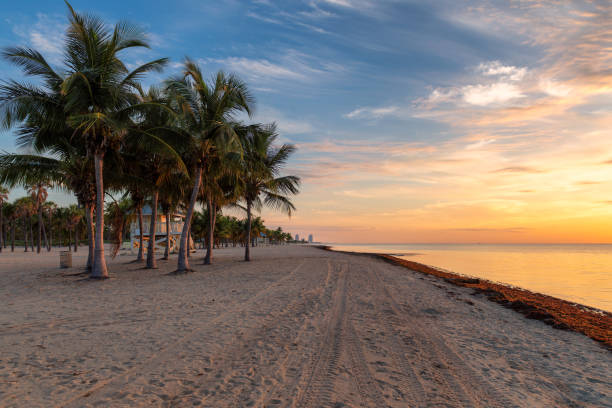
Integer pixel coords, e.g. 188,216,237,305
330,244,612,312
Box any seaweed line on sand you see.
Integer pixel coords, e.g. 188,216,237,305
315,245,612,350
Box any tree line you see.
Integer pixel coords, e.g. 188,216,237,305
0,2,300,278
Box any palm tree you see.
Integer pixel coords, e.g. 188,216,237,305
201,157,242,264
0,146,97,265
239,124,300,261
66,205,82,253
0,186,8,252
13,197,33,252
165,60,254,272
59,3,168,277
44,202,57,251
28,182,49,253
128,87,186,269
4,202,16,252
106,197,133,258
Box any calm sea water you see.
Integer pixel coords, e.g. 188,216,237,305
329,243,612,312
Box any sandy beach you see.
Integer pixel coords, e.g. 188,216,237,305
0,245,610,407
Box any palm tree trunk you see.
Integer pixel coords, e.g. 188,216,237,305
0,204,3,253
29,217,34,252
187,222,192,258
86,204,94,271
137,205,144,262
11,220,15,252
37,207,42,253
204,197,214,265
41,213,48,251
23,217,28,252
146,190,158,269
245,200,252,262
68,226,72,251
47,213,52,251
91,153,108,278
163,209,170,260
177,166,202,272
74,225,78,252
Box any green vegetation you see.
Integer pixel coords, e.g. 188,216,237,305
0,2,300,277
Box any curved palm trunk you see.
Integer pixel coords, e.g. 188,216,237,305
86,204,95,271
163,209,170,260
37,207,42,253
204,197,215,265
244,200,252,262
136,206,144,262
91,153,108,279
177,166,202,272
146,190,159,269
187,220,192,258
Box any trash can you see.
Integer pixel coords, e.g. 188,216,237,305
60,251,72,268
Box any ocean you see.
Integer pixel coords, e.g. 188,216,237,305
328,243,612,312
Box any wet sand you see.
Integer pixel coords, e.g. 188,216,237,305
0,245,610,407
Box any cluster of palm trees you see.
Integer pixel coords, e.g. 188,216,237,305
0,3,300,278
191,212,293,248
0,186,86,253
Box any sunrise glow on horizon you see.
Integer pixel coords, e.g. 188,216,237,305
1,0,611,243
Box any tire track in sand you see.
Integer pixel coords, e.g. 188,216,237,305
57,259,307,408
368,260,516,408
294,261,385,408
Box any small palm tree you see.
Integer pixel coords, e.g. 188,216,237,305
28,182,49,253
4,202,16,252
43,201,57,251
239,124,300,261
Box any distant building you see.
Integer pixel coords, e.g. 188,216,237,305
295,234,300,241
308,234,313,243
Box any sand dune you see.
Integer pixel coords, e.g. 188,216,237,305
0,245,610,407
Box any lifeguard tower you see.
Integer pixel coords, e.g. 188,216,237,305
130,205,194,254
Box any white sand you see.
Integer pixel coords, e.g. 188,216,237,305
0,245,610,407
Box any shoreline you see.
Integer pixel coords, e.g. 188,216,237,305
317,245,612,349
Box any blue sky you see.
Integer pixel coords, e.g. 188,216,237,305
1,1,611,243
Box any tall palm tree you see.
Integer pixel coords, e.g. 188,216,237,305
239,124,300,261
165,60,254,272
60,3,168,277
0,186,8,252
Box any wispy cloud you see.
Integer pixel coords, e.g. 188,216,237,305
11,13,66,64
206,50,343,85
344,105,400,119
492,166,543,174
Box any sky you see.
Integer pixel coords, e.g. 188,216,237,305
1,0,611,243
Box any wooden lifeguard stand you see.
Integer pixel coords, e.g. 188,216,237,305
130,205,194,254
